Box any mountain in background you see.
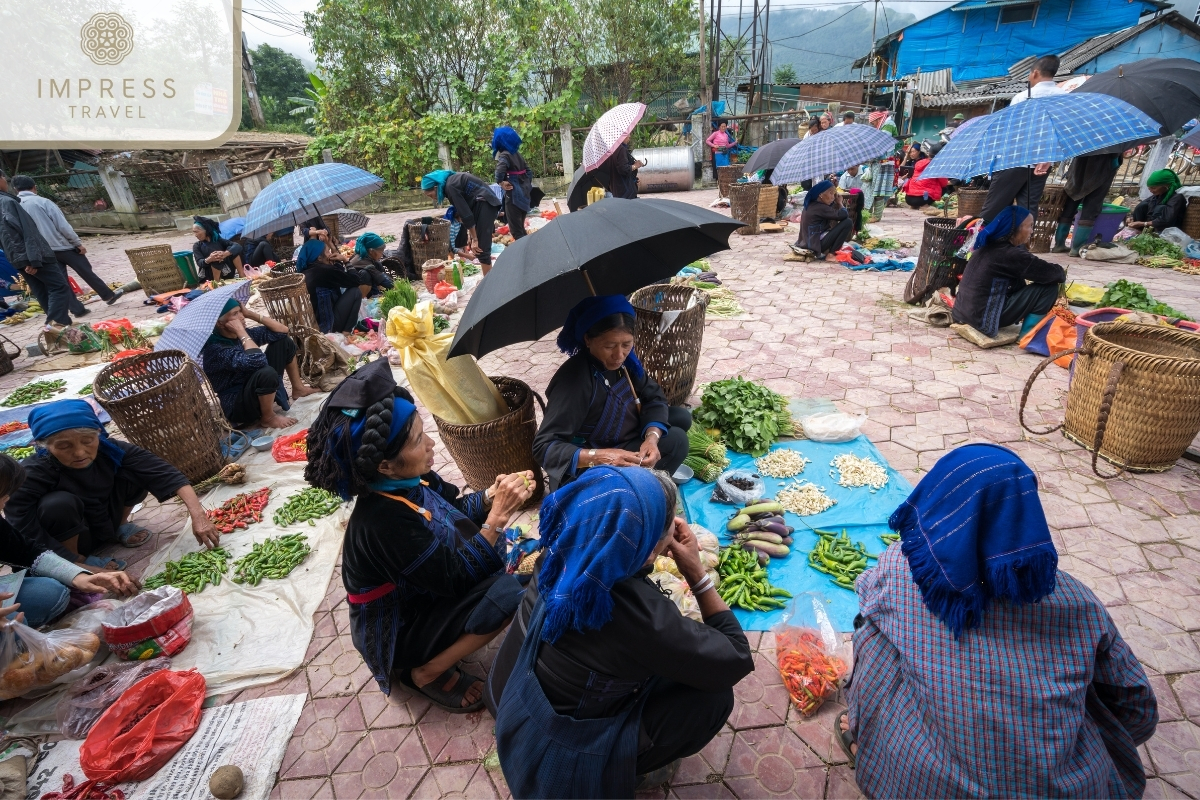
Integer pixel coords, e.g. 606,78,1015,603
722,5,916,82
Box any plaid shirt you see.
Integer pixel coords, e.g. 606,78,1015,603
848,545,1157,799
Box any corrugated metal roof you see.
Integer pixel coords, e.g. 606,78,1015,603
917,79,1026,107
1056,11,1200,72
950,0,1037,10
911,68,955,94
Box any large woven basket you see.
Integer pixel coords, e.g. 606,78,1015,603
905,218,969,305
757,185,781,221
432,377,545,505
1030,185,1066,253
957,188,988,219
1020,322,1200,476
717,165,742,198
407,219,451,267
1185,198,1200,240
630,285,709,406
0,335,20,378
258,274,318,332
729,183,761,235
322,215,341,244
93,350,227,484
269,231,296,261
270,260,296,276
125,245,186,298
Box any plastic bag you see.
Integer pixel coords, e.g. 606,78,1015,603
800,412,866,443
56,657,171,739
272,429,309,462
80,668,205,784
711,469,765,505
101,587,194,661
1187,242,1200,260
1160,227,1194,248
0,623,102,700
774,592,850,717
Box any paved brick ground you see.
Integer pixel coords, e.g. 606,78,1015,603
4,191,1200,798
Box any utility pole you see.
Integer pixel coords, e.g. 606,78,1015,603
749,0,759,113
714,0,723,104
699,0,712,184
867,0,879,83
241,32,266,129
761,0,770,87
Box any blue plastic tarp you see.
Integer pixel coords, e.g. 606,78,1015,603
681,437,912,632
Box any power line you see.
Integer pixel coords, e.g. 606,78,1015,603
768,2,867,43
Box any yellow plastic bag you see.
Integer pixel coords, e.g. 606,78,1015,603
385,301,507,425
1064,282,1105,306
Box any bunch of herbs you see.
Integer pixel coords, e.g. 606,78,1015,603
694,377,793,456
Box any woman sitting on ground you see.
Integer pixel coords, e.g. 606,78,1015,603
239,235,278,269
5,400,221,571
841,444,1156,798
533,296,692,494
200,299,318,430
345,232,395,294
192,216,247,281
295,238,373,334
797,181,852,262
491,467,754,797
0,454,136,626
903,145,947,209
304,358,534,711
952,206,1064,337
421,170,502,275
1129,168,1186,234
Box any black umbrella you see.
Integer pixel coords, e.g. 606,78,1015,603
1075,58,1200,136
448,198,745,359
565,166,599,212
741,138,801,178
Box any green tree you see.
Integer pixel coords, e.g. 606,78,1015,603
772,64,798,85
253,44,311,122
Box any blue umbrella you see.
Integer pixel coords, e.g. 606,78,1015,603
771,125,899,185
155,281,252,362
922,94,1161,181
243,163,384,239
220,217,246,239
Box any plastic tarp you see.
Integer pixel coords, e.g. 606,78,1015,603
681,437,912,632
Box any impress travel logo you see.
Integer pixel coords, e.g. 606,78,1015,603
0,0,243,148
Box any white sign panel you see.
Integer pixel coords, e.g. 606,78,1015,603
0,0,242,147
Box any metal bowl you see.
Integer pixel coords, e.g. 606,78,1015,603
671,464,694,485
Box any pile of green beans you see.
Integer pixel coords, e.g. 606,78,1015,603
808,529,877,590
272,488,342,527
717,545,792,611
2,379,67,407
879,532,900,546
143,548,231,594
232,534,311,586
4,446,34,460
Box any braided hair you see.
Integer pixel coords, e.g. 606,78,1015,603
304,386,420,498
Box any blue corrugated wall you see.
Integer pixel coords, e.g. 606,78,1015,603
1076,24,1200,72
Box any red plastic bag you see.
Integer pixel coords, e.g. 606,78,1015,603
495,224,510,235
91,318,134,336
433,281,457,299
272,429,309,462
81,669,205,784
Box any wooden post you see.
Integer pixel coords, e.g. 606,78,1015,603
97,165,140,231
559,123,574,178
241,32,266,128
207,159,233,185
322,149,334,164
437,143,452,170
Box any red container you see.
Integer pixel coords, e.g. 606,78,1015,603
422,263,445,292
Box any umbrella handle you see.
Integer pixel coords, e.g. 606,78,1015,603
581,270,597,296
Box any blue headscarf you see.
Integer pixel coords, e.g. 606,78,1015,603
354,232,385,259
491,126,522,157
973,205,1031,250
804,180,835,208
555,295,644,379
537,466,671,643
421,170,454,205
28,399,126,469
327,394,418,500
294,238,327,272
888,444,1058,638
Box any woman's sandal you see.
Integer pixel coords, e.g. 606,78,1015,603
408,666,484,714
835,711,857,769
83,554,127,571
116,523,152,547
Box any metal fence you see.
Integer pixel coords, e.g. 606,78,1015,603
23,170,111,215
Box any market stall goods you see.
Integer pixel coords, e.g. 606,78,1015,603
727,501,795,560
777,480,837,516
232,534,312,586
684,426,730,482
830,453,889,491
756,449,810,478
1,378,67,407
776,627,847,716
807,528,877,589
272,488,341,526
0,626,102,700
694,377,795,456
207,487,271,533
717,544,792,611
143,548,232,594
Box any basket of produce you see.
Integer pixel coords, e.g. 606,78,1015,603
125,244,187,298
905,217,970,305
0,334,21,377
956,188,988,219
422,259,448,293
630,284,709,406
1020,321,1200,475
93,350,228,484
716,165,741,198
407,219,451,268
257,274,318,333
729,182,762,235
269,259,296,276
1029,185,1066,253
432,376,546,505
269,230,296,261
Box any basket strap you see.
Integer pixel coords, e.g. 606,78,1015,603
1018,347,1087,435
0,334,20,360
1090,361,1127,479
531,389,547,414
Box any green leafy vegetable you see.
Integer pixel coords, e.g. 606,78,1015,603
433,314,450,333
379,282,418,320
1125,233,1183,260
1099,279,1193,321
693,377,794,456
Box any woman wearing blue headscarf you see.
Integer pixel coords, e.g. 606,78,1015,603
295,237,375,333
840,444,1156,798
491,466,753,797
952,206,1064,338
797,180,853,261
421,169,502,274
532,295,692,493
492,127,533,241
304,358,534,712
346,232,395,293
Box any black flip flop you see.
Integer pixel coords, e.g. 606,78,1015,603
835,711,857,769
408,666,484,714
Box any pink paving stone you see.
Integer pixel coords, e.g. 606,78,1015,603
728,652,792,730
1147,674,1185,723
786,701,849,766
412,764,499,800
417,706,497,764
724,726,828,798
1106,606,1200,674
670,782,738,799
270,778,334,799
1145,721,1200,788
673,728,735,785
279,696,363,780
825,765,865,800
1172,672,1200,720
1144,777,1192,799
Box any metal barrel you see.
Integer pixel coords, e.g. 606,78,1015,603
632,146,695,194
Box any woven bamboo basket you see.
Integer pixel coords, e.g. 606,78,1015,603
269,231,296,260
0,335,20,377
957,188,988,219
93,350,227,484
1029,185,1066,253
630,285,709,406
258,274,318,332
125,245,186,298
757,185,781,221
1020,322,1200,476
432,377,545,505
729,183,761,235
1185,198,1200,240
270,260,296,276
322,215,341,245
717,166,742,198
407,219,451,267
905,218,970,305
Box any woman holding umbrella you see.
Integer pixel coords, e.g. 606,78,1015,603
421,170,502,275
533,296,692,493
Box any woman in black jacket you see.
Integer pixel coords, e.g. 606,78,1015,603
493,127,533,241
421,171,502,274
191,216,246,281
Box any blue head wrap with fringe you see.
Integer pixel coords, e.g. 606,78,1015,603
327,395,417,500
555,295,644,379
28,399,126,470
973,205,1031,251
294,238,327,272
354,232,385,259
804,180,835,208
889,443,1058,638
537,466,671,643
491,126,522,157
421,170,454,205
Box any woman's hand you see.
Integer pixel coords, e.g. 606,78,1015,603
583,448,643,468
72,571,138,597
666,518,705,584
0,592,21,625
500,180,514,191
489,471,536,520
637,433,662,468
191,515,221,549
467,229,480,253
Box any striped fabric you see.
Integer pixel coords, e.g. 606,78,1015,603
582,103,646,171
244,163,383,239
771,125,899,185
922,94,1161,181
848,544,1157,799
